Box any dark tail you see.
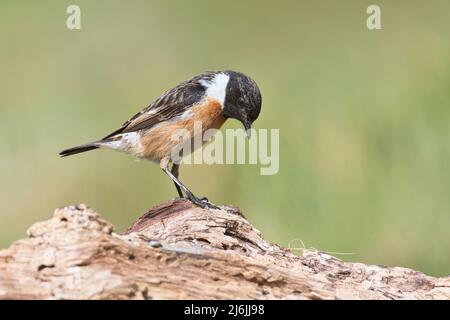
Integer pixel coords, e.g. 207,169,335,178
59,142,99,157
59,127,125,157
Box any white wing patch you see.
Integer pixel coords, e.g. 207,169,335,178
200,72,230,108
101,132,143,153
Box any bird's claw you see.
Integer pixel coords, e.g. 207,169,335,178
188,195,219,209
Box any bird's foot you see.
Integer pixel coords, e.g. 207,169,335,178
187,195,219,210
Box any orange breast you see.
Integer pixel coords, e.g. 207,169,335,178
138,98,226,161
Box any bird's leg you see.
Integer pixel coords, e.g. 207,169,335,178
170,163,183,198
160,157,218,209
171,163,207,201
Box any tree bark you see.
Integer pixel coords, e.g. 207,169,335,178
0,199,448,300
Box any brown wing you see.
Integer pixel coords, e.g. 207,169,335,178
102,72,217,140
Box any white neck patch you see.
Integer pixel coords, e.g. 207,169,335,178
200,73,230,108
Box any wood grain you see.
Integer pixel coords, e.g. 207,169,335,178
0,199,448,300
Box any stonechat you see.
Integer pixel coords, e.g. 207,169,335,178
60,70,262,208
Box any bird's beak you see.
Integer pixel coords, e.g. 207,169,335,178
244,120,252,139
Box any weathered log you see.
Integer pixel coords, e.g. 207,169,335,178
0,199,448,299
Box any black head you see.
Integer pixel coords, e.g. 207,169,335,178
223,71,262,138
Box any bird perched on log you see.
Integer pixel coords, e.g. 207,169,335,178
60,70,262,208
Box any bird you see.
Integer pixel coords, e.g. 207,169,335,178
59,70,262,209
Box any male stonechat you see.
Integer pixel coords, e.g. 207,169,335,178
60,71,262,208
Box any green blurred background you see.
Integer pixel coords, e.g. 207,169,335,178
1,1,449,276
